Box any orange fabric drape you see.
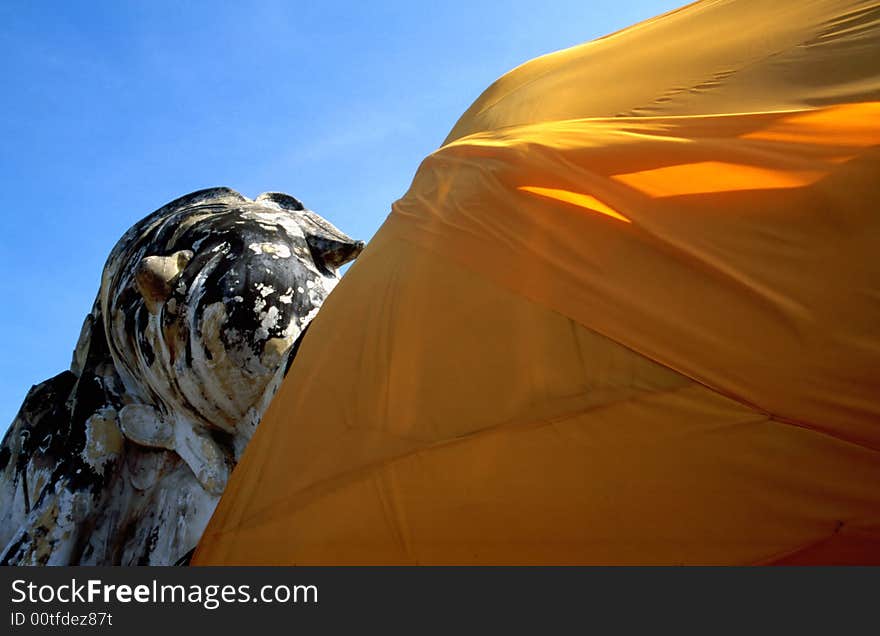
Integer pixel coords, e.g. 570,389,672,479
194,0,880,565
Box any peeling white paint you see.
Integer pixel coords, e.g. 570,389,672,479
248,242,291,259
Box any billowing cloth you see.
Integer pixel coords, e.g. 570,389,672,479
194,0,880,565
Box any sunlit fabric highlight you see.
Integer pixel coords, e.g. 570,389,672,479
518,186,631,223
611,161,828,198
740,102,880,147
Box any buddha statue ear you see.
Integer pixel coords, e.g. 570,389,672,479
134,250,193,314
255,192,365,273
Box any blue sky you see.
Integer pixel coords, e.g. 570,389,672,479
0,0,679,429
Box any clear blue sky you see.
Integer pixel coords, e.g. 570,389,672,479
0,0,679,429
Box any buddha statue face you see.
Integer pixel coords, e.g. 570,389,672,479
100,187,363,435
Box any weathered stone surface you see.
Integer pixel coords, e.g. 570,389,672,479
0,187,363,565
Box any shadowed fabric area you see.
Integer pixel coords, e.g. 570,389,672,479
194,0,880,565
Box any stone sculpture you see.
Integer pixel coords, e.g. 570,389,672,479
0,187,363,565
